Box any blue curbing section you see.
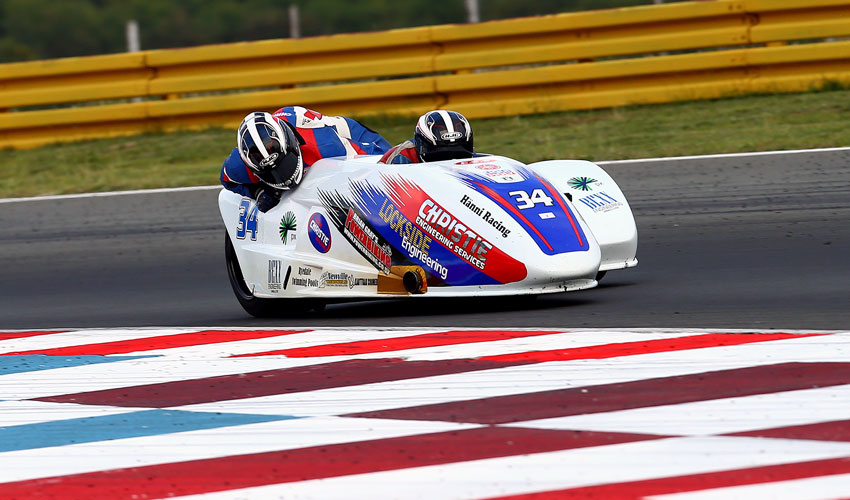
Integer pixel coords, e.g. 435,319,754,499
0,355,157,375
0,409,299,452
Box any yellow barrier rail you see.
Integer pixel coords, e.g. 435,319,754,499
2,0,850,148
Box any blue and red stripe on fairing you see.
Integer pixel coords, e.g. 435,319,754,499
361,177,528,286
456,167,588,256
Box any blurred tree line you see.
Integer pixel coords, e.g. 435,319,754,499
0,0,669,63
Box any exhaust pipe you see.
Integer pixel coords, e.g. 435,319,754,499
403,270,424,294
377,266,428,295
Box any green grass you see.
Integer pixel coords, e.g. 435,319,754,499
3,89,850,198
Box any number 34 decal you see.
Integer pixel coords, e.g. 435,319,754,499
236,198,259,240
508,189,554,209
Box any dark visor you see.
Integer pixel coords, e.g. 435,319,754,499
257,149,301,187
422,144,473,162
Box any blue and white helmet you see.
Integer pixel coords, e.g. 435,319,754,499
413,110,474,162
237,112,303,189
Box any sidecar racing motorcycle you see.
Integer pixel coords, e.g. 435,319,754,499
219,154,637,317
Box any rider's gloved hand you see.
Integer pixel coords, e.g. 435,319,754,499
256,188,281,213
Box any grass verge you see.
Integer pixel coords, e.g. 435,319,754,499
2,89,850,198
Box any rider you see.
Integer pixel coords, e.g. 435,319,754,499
220,106,391,212
378,110,474,164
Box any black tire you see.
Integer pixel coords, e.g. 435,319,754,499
225,232,324,317
225,231,282,317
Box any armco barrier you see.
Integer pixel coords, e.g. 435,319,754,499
2,0,850,149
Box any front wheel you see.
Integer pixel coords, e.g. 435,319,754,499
225,232,281,317
224,232,322,317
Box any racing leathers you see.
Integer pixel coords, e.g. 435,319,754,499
377,139,421,164
220,106,391,207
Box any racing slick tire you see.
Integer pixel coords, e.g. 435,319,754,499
225,232,321,317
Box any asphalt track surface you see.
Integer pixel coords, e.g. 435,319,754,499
1,149,848,330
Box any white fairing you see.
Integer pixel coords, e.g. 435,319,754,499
527,160,638,272
219,154,637,299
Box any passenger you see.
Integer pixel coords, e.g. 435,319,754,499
220,106,391,212
379,110,474,164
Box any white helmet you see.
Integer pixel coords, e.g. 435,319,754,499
237,112,303,189
414,110,474,162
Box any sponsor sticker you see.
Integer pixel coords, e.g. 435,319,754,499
381,175,528,285
319,271,379,289
297,266,314,276
279,211,297,244
308,213,332,253
455,158,494,166
291,266,321,288
320,271,349,288
320,178,528,286
484,169,516,177
577,191,623,213
568,176,603,192
487,173,524,184
416,198,493,271
344,209,393,274
351,276,379,287
378,198,448,280
317,188,394,275
459,195,511,238
268,260,282,293
259,153,279,167
467,166,524,183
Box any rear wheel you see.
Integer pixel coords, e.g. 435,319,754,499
224,232,322,317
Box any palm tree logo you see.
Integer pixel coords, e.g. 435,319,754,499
568,176,597,191
279,211,297,243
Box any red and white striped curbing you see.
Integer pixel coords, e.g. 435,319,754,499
0,328,848,499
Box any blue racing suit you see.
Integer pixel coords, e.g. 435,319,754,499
220,106,391,198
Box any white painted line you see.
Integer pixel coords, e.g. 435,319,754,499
0,400,143,427
0,329,833,400
0,356,335,401
177,335,850,417
1,331,843,402
596,146,850,165
2,330,847,405
0,185,222,204
3,145,850,203
508,384,850,435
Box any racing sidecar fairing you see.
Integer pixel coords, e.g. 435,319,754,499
219,154,637,315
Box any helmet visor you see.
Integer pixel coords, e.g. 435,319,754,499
420,143,474,162
256,149,302,188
